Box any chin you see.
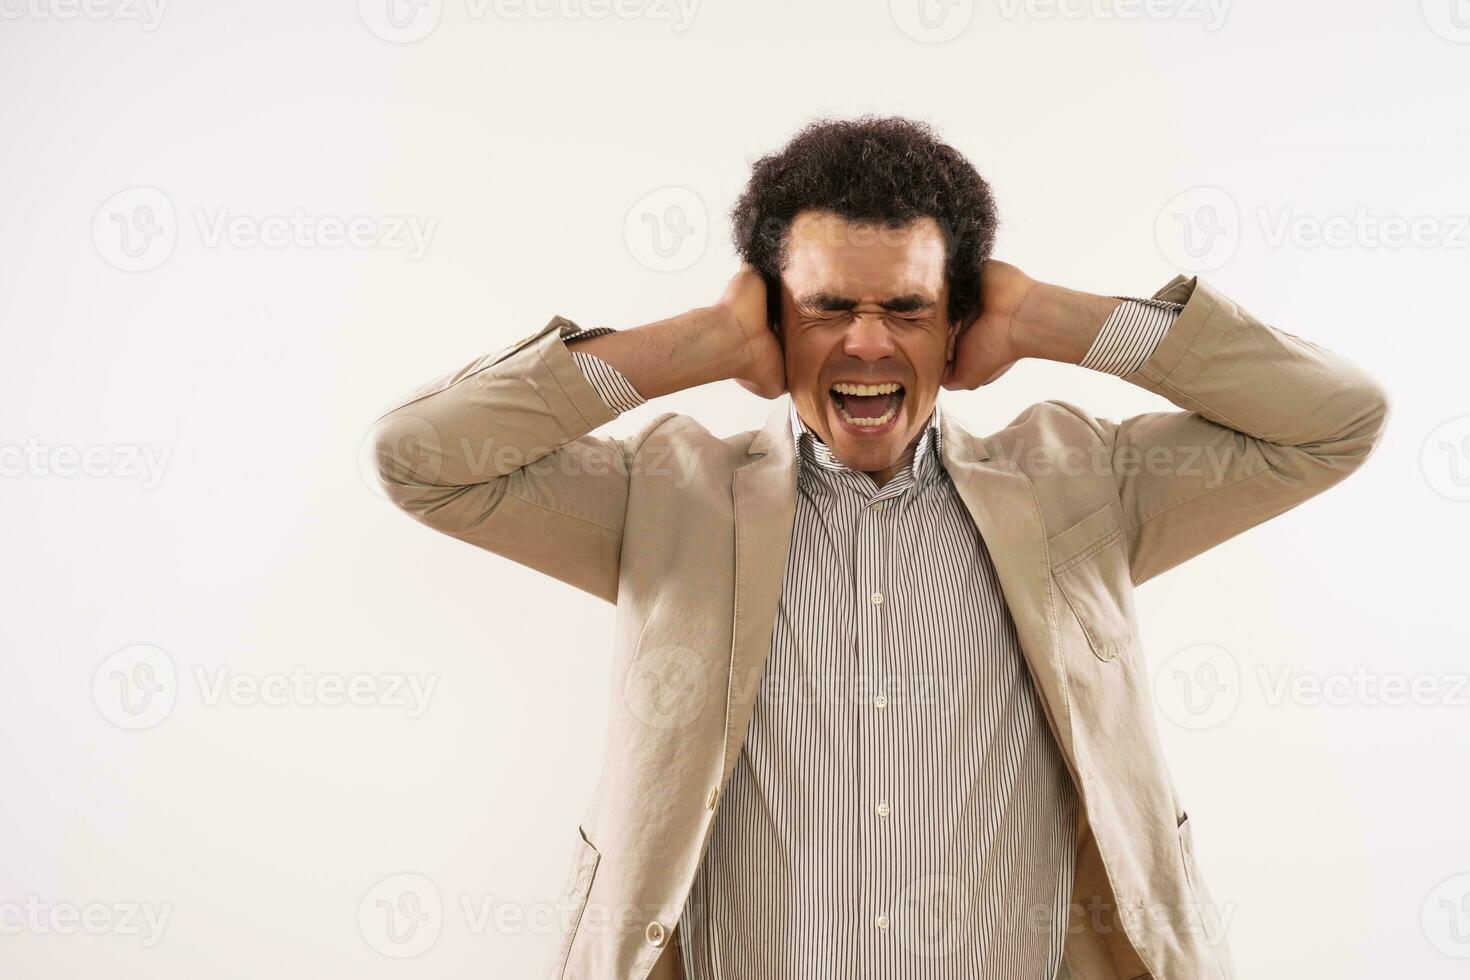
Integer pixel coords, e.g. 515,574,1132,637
826,433,907,473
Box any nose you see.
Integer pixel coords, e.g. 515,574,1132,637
841,313,896,362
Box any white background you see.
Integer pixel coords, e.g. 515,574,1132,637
2,0,1469,977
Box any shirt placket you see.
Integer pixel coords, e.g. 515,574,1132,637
852,472,907,961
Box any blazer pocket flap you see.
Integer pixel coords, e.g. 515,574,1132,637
1047,503,1123,573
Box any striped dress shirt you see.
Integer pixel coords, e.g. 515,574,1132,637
566,297,1180,979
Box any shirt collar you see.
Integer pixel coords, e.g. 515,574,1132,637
788,397,944,488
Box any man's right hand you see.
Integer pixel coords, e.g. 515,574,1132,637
717,266,786,399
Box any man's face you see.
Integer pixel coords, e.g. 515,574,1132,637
779,210,958,479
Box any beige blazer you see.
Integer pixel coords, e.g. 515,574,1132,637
370,275,1388,980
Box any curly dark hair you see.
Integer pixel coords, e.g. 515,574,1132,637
731,115,998,327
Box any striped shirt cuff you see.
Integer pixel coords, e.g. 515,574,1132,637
565,327,647,415
1077,297,1183,377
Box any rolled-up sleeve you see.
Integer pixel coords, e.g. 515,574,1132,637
1078,297,1182,377
565,327,647,415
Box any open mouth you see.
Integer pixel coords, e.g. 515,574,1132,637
830,381,905,429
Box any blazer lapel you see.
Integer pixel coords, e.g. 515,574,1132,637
720,399,798,786
940,409,1077,766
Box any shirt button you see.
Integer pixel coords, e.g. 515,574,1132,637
870,591,884,605
645,921,666,947
876,800,891,818
874,693,889,709
876,914,890,930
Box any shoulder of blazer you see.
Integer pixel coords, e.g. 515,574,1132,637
969,399,1110,463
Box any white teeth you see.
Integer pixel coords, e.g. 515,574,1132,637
831,381,902,396
836,393,901,428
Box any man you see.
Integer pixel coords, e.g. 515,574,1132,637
370,117,1387,980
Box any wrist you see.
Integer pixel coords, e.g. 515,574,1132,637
1010,282,1120,364
700,303,764,382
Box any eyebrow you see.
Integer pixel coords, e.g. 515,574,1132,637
797,292,937,314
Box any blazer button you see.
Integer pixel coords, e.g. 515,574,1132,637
645,921,667,947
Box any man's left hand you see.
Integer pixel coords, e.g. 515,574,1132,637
943,259,1036,390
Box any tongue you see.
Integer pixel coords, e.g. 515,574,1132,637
843,393,890,419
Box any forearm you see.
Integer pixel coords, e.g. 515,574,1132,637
1010,281,1123,364
570,305,750,400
